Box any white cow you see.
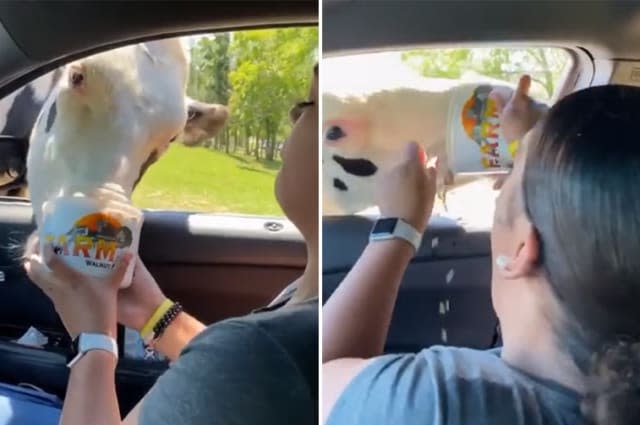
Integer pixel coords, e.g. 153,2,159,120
27,38,190,229
322,81,530,214
0,46,229,198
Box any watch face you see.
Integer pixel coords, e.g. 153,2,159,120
372,218,397,234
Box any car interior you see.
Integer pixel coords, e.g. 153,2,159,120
322,0,640,354
0,1,316,415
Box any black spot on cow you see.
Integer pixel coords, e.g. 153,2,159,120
326,125,346,141
45,101,57,133
333,178,348,191
2,85,37,139
332,155,378,177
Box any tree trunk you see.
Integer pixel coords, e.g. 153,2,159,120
254,131,260,160
266,129,275,161
244,126,251,155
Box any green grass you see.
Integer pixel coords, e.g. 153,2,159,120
132,144,284,216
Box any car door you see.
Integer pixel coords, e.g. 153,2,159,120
0,19,316,414
323,214,497,354
321,44,576,355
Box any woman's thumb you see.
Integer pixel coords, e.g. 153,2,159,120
515,74,532,99
110,251,134,288
403,141,425,165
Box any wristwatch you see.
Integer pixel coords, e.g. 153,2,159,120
369,217,423,253
67,333,118,368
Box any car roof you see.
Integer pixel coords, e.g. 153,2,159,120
323,0,640,60
0,1,317,97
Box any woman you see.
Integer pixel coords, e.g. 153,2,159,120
23,64,319,425
323,75,640,425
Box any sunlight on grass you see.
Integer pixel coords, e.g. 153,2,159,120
132,144,284,216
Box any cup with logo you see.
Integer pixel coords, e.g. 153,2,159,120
38,183,143,288
446,83,523,178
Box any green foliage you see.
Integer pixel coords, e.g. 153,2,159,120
401,49,472,79
132,144,283,215
188,33,231,105
187,27,317,159
401,47,571,101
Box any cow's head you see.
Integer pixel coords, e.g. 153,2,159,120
181,98,229,146
27,38,190,227
322,89,450,214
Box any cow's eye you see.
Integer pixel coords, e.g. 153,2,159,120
326,126,345,141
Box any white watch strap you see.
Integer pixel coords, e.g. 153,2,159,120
393,219,422,252
67,333,118,368
369,218,423,252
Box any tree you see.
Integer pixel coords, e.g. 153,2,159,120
185,27,317,159
401,47,570,101
227,27,317,160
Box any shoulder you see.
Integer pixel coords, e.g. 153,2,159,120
325,347,580,425
140,302,318,425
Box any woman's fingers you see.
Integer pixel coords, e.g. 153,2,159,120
23,234,40,258
514,75,532,101
42,243,82,285
24,252,59,295
109,252,134,289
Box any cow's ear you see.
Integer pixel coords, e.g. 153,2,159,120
323,117,369,147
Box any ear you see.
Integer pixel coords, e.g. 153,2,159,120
498,222,540,280
68,63,86,90
322,118,369,148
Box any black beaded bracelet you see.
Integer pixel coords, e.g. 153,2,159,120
151,302,183,342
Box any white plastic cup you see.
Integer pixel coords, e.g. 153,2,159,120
446,83,520,176
38,186,143,288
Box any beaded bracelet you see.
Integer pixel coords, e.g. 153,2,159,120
150,302,183,344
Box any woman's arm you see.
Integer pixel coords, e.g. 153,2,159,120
61,351,121,425
23,245,135,425
116,258,206,362
322,240,413,360
322,142,437,362
153,312,206,361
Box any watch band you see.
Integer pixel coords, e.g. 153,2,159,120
369,218,423,252
67,333,118,369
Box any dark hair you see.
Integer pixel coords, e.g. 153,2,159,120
522,85,640,424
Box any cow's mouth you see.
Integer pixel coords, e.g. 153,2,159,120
133,149,159,190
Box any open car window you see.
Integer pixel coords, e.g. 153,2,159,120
0,27,318,218
322,46,572,227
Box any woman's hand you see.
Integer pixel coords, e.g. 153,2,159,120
375,141,438,232
490,74,547,143
117,257,167,332
23,236,133,338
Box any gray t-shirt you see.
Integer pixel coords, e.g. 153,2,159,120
327,346,582,425
140,298,318,425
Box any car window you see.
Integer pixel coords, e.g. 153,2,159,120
322,47,572,227
0,27,318,217
134,28,318,216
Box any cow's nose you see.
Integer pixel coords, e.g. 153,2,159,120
169,134,178,143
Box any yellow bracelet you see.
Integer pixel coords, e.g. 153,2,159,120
507,139,520,158
140,299,174,340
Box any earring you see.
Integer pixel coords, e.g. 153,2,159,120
496,255,509,270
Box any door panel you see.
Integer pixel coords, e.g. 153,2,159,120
323,214,498,354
